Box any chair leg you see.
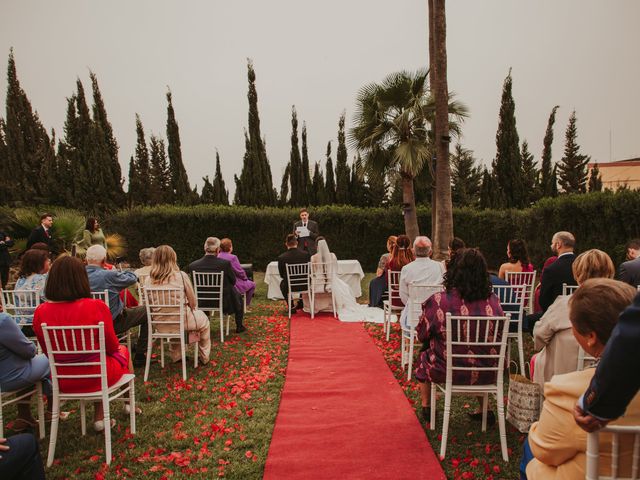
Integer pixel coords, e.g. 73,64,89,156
160,339,165,368
46,395,60,467
180,337,187,381
144,336,153,382
385,308,391,342
439,387,453,458
518,331,526,376
194,343,198,369
481,393,489,432
407,336,415,382
36,382,45,440
129,380,136,435
310,291,315,320
226,315,230,336
496,389,509,462
331,292,337,319
220,312,225,343
103,398,112,465
80,400,87,436
400,333,406,370
0,396,4,439
288,293,292,319
430,384,436,430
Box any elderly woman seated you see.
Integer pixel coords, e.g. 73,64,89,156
217,238,256,307
414,248,504,422
134,247,155,278
531,249,615,388
524,278,640,479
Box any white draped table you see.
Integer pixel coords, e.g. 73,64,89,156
264,260,365,300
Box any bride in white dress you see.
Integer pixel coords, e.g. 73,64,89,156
303,239,384,323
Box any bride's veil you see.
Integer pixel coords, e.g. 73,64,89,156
316,239,332,264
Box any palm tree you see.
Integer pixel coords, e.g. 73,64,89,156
349,69,467,241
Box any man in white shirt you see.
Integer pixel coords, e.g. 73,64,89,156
399,236,445,328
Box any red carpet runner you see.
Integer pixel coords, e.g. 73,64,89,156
264,313,445,480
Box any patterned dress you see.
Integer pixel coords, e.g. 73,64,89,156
414,288,504,385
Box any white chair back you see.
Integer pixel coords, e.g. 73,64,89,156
309,261,336,319
586,425,640,480
285,263,310,318
577,346,598,371
492,284,527,373
137,274,149,305
505,270,537,314
387,270,402,305
90,290,110,309
0,289,41,326
382,270,403,340
563,283,579,296
192,271,230,342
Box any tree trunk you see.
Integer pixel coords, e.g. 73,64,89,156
428,0,438,246
402,173,420,242
432,0,453,260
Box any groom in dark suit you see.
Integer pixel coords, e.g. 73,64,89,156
186,237,246,333
26,213,54,251
278,234,310,313
293,208,319,255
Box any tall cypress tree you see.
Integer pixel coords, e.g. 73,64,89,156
300,122,311,205
324,141,336,204
211,150,229,205
557,111,590,193
493,69,524,207
450,144,482,207
335,112,350,204
310,162,324,206
0,119,8,204
128,114,150,206
539,105,559,198
200,177,215,203
90,71,125,208
349,154,368,207
234,60,276,205
4,49,55,203
288,106,302,205
365,170,387,207
588,163,603,192
479,168,501,209
166,90,191,203
521,140,539,205
148,134,170,205
279,163,291,206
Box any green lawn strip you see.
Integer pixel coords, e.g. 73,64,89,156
36,273,290,479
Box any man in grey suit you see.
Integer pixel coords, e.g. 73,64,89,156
616,242,640,286
293,208,319,255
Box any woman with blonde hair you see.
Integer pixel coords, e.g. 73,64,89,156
531,249,615,387
145,245,211,365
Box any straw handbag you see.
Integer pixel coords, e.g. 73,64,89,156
506,362,541,433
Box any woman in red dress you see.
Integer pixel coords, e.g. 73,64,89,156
33,255,132,431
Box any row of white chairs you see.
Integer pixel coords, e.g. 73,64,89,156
284,262,337,320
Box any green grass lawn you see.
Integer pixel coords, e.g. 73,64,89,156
8,272,529,479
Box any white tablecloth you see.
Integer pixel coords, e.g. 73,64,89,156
264,260,365,300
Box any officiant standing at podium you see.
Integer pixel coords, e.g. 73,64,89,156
293,208,319,255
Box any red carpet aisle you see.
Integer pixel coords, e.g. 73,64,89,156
263,313,445,480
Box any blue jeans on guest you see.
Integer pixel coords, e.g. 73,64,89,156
0,433,46,480
520,434,535,480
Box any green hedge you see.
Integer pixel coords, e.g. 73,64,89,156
104,190,640,272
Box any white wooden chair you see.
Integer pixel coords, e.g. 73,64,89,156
492,284,527,374
563,283,579,296
309,261,337,319
586,425,640,480
400,283,443,380
142,286,198,381
0,288,41,328
577,346,598,371
136,274,149,306
91,290,131,351
285,263,310,319
41,322,136,466
0,384,46,440
430,313,511,461
192,271,231,343
383,270,403,341
505,270,537,314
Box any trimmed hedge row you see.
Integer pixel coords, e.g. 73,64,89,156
105,191,640,272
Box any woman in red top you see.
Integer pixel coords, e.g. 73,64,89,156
33,255,132,431
384,234,415,307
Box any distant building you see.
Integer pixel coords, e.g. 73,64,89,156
588,158,640,191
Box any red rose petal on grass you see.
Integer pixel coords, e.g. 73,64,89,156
245,450,253,458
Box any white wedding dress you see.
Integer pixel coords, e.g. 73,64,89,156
302,240,384,323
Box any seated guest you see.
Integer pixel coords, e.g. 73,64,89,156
498,239,533,279
277,234,310,314
414,248,504,422
186,237,246,333
525,231,577,332
0,433,46,479
368,235,397,308
385,234,415,308
399,236,444,328
446,237,465,271
533,254,557,312
218,238,256,307
532,249,615,389
33,255,134,431
14,249,51,327
525,278,640,479
624,238,640,261
145,246,211,364
134,247,155,278
85,245,147,366
616,238,640,287
0,312,52,432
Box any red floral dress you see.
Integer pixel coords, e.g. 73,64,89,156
414,288,504,385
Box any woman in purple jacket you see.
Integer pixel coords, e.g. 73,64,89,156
218,238,256,307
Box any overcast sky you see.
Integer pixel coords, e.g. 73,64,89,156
1,0,638,196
